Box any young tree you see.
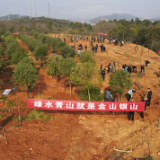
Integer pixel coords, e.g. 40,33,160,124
59,58,76,95
10,46,28,65
47,54,62,82
13,57,38,98
71,62,102,101
109,70,133,100
34,44,48,67
60,45,76,58
79,51,95,63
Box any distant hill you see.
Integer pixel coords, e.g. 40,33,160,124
150,15,160,21
90,13,139,23
0,14,29,20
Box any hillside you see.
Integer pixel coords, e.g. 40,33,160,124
90,13,138,23
0,34,160,159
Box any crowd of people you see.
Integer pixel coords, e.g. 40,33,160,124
62,35,156,121
64,35,125,56
105,88,152,121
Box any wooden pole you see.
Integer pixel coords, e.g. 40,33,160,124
17,94,21,125
3,127,8,144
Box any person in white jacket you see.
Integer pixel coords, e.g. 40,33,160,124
128,89,136,101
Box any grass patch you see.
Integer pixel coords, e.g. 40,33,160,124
22,106,27,110
13,117,19,122
24,109,56,122
8,100,15,109
1,108,6,113
1,96,7,101
43,115,52,121
25,109,43,121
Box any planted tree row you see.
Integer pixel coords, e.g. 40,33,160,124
0,31,38,98
17,33,48,66
4,32,28,65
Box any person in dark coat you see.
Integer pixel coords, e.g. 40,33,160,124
128,98,135,121
122,64,126,70
132,66,137,73
102,69,106,81
100,65,103,71
127,66,133,74
140,99,147,119
141,65,145,73
100,44,104,52
145,88,152,106
85,45,87,51
108,63,112,75
145,60,150,66
115,39,119,45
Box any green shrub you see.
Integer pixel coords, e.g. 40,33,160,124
10,46,28,64
109,70,133,99
78,87,104,101
13,117,19,122
51,38,62,50
34,44,48,61
4,31,12,38
0,57,6,71
60,45,76,58
28,39,36,51
0,44,4,56
29,30,36,36
145,156,153,160
5,36,16,45
5,43,19,60
79,51,95,63
25,109,43,121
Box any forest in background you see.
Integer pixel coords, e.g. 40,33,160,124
0,17,160,52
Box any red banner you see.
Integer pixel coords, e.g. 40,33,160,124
12,32,19,35
96,32,108,36
157,50,160,55
27,99,145,112
12,32,28,35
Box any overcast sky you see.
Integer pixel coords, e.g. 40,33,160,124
0,0,160,20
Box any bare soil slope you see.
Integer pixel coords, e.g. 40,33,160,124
0,34,160,159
